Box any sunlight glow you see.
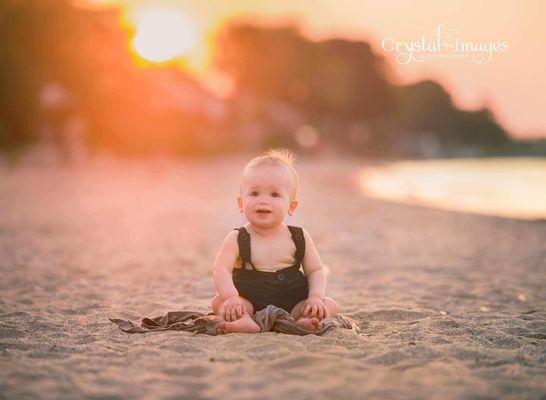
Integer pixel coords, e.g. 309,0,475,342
133,9,196,63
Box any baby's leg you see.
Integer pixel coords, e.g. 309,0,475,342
322,297,340,317
211,294,254,320
291,296,339,319
290,297,340,331
210,294,260,334
217,313,261,334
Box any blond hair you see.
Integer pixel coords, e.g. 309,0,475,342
241,148,299,199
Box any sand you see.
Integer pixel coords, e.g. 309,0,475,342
0,155,545,399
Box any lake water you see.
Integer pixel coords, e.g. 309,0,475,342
358,157,546,220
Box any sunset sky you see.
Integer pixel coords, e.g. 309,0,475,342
90,0,545,138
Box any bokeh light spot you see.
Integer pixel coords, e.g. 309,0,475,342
295,125,320,148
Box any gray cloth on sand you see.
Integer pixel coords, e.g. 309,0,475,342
110,304,361,336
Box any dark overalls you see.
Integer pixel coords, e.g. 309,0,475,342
232,226,309,313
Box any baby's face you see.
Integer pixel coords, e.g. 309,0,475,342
238,164,298,229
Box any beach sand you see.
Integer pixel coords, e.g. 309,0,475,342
0,156,544,399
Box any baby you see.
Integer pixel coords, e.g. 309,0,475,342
210,149,339,334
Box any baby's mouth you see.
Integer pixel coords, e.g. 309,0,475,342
256,209,272,214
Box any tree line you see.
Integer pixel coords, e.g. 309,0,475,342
1,1,542,158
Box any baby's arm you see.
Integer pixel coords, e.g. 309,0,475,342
301,229,329,319
212,230,240,300
212,231,249,320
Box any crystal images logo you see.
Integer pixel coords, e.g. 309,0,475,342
381,24,509,65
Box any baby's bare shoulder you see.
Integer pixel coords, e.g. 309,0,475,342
222,229,240,247
301,227,315,242
212,230,240,271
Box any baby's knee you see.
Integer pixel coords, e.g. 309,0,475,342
323,297,339,315
211,294,223,311
211,294,255,316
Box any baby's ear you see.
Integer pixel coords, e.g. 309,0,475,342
237,196,243,213
288,199,299,216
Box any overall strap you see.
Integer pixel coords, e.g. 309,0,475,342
234,227,257,271
287,226,306,266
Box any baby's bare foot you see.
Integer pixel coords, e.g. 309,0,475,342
295,316,322,331
217,313,261,334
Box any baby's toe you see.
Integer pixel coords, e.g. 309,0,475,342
216,322,226,334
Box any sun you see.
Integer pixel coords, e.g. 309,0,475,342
132,9,197,63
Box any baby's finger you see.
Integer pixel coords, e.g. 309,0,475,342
236,305,243,318
308,305,314,316
312,305,318,316
319,305,326,319
306,305,312,316
303,304,310,316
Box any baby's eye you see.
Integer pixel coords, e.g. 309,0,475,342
250,191,259,197
271,192,281,198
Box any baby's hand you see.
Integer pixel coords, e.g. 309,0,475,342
223,296,248,322
302,296,328,320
